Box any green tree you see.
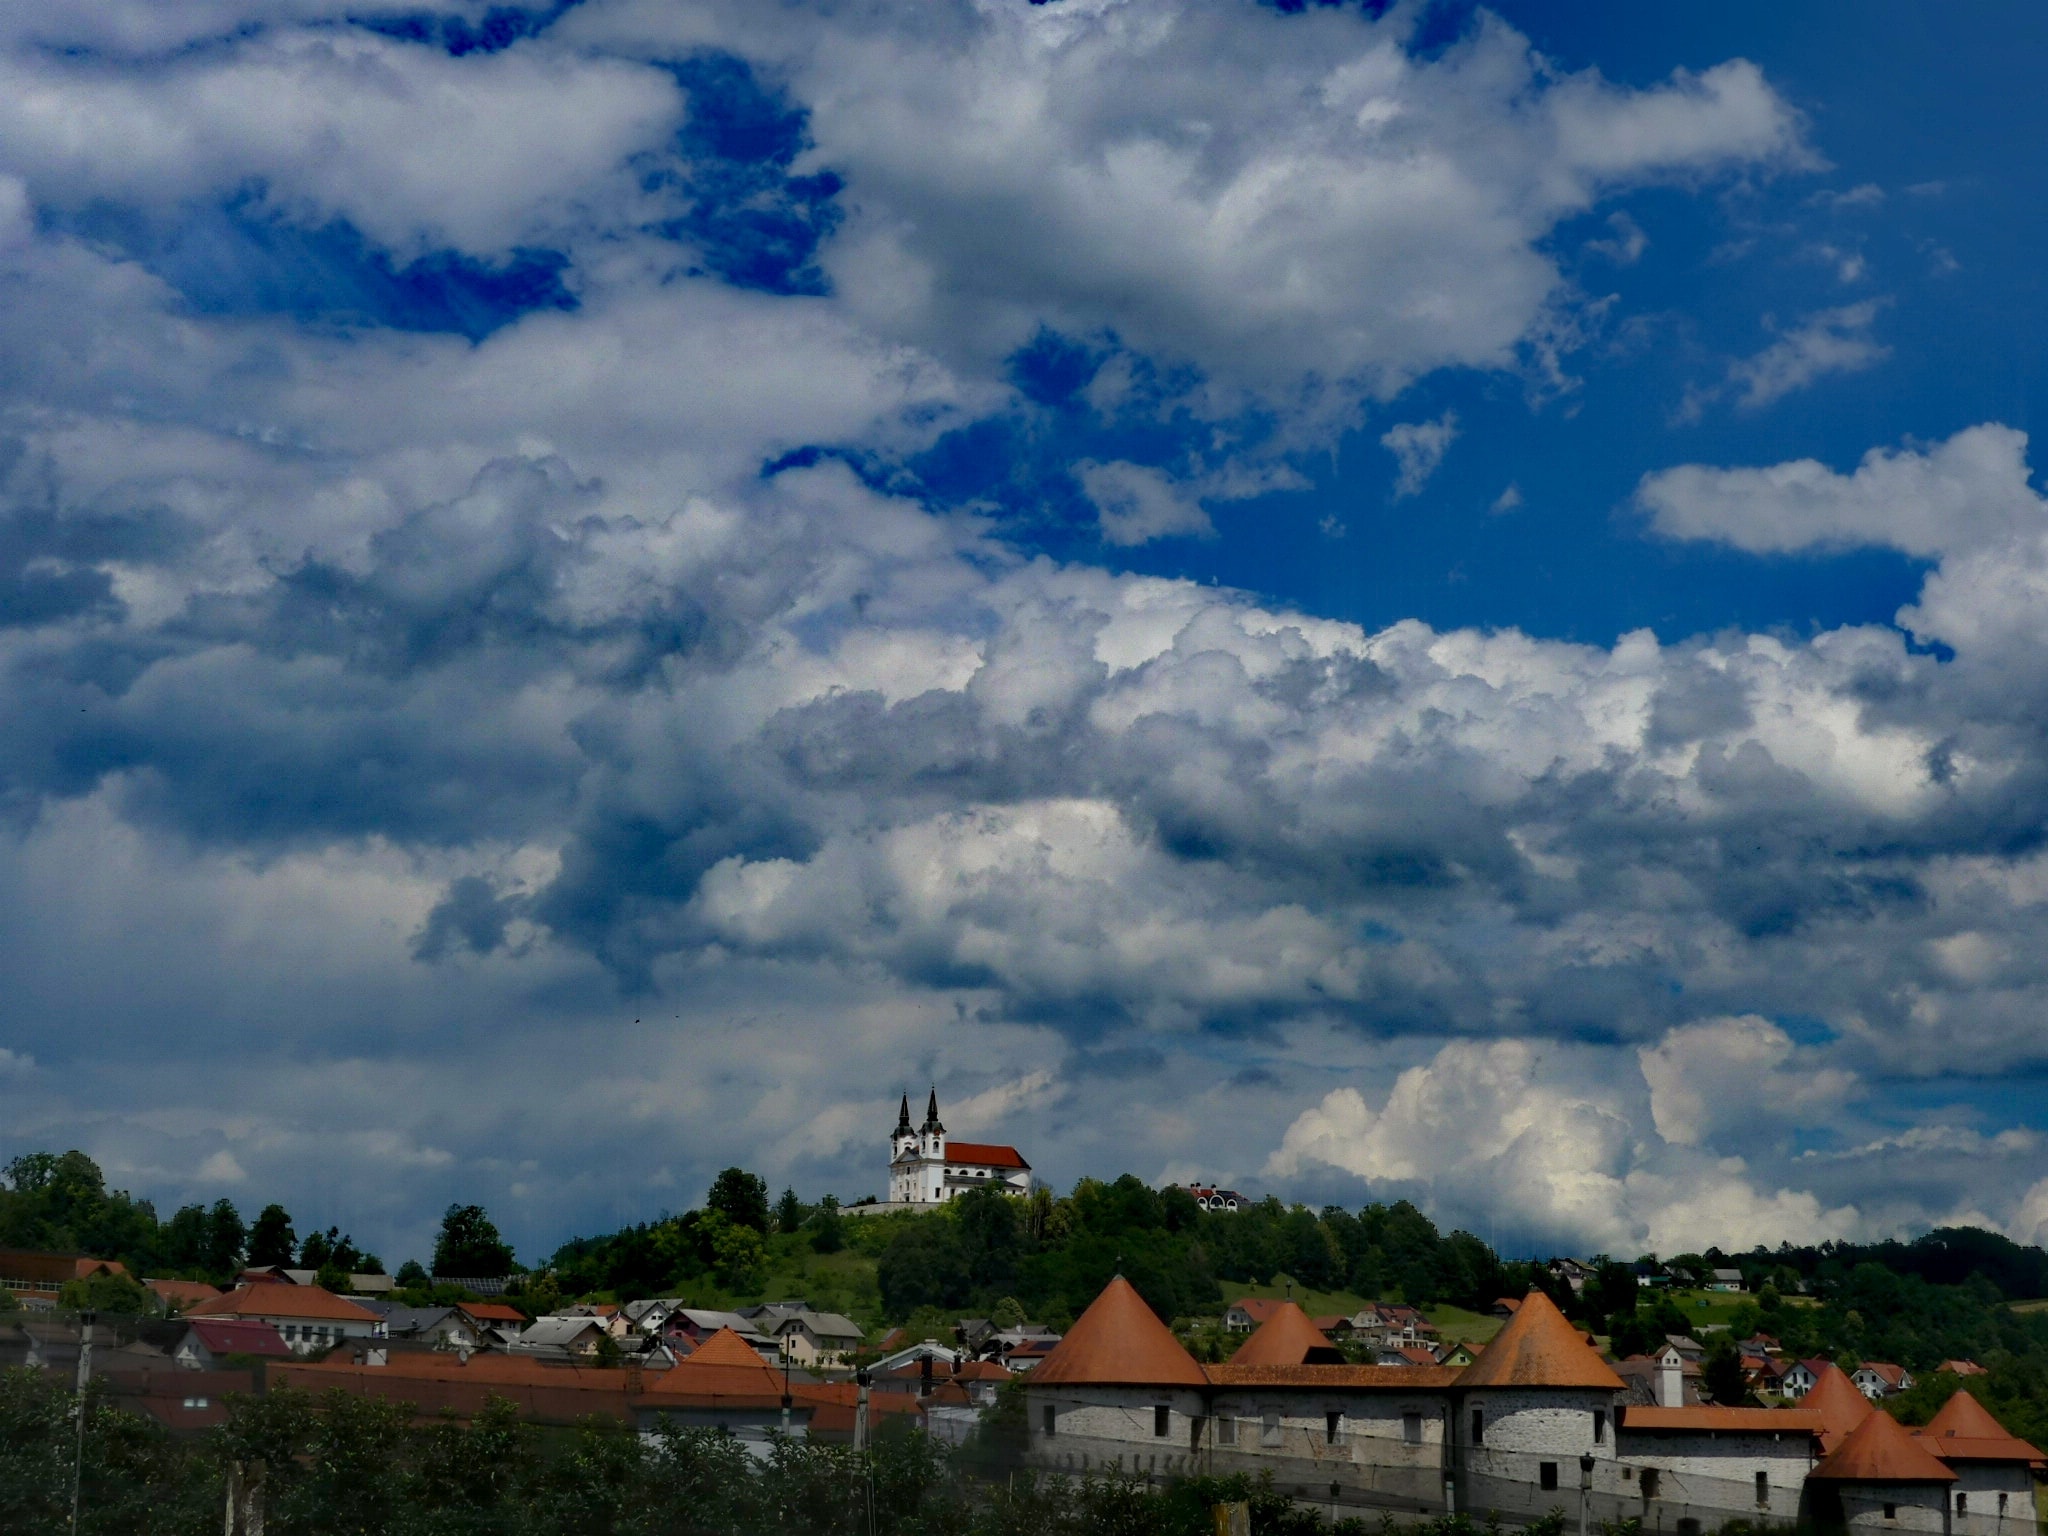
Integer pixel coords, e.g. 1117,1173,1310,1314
808,1193,844,1254
433,1203,514,1277
703,1211,768,1291
205,1200,245,1278
707,1167,771,1233
1703,1337,1753,1405
246,1203,296,1268
57,1270,154,1315
776,1186,805,1234
394,1258,429,1288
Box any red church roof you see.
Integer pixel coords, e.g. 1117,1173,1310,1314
946,1142,1030,1170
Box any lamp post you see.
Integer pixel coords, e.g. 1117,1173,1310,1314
854,1367,872,1452
70,1309,95,1536
1578,1452,1595,1536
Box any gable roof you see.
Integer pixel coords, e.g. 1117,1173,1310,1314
1453,1290,1622,1391
1802,1363,1875,1452
185,1318,293,1358
1029,1276,1208,1388
1227,1297,1290,1323
1810,1406,1957,1484
459,1302,526,1324
1229,1302,1344,1367
946,1142,1030,1170
1918,1390,2047,1465
146,1278,222,1309
188,1281,379,1324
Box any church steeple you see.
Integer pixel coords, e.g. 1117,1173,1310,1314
923,1087,944,1134
897,1094,912,1133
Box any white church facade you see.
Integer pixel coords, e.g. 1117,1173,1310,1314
886,1090,1032,1206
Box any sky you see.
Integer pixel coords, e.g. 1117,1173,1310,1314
5,0,2048,1271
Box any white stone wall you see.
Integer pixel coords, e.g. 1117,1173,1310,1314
1460,1389,1618,1459
1614,1431,1814,1521
1837,1484,1953,1536
1949,1464,2040,1536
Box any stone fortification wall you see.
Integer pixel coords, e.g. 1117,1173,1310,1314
1614,1430,1813,1522
1946,1465,2041,1536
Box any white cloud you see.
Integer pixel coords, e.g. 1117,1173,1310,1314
0,1047,33,1078
1638,423,2045,558
1381,412,1459,498
1638,1015,1858,1147
1077,460,1216,546
1272,1031,1863,1253
1727,302,1890,409
197,1150,248,1184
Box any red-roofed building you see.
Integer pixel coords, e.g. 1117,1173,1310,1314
187,1281,382,1353
146,1278,223,1313
885,1091,1032,1204
173,1318,293,1368
0,1250,129,1303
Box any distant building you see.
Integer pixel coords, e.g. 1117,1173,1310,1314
884,1090,1031,1206
1178,1185,1244,1212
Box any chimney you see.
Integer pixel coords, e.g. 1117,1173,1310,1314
1658,1354,1683,1408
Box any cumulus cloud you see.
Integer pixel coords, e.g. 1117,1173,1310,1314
1381,412,1459,499
4,0,2047,1261
1639,1015,1858,1147
1268,1034,1863,1253
1076,460,1216,546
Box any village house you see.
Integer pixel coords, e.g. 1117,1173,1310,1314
1853,1362,1915,1399
185,1281,382,1354
171,1318,293,1370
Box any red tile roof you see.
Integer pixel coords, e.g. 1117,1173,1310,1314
1227,1297,1291,1324
1453,1290,1622,1391
637,1327,793,1409
185,1319,293,1359
459,1302,527,1324
1810,1407,1957,1484
189,1281,379,1324
147,1279,223,1309
1207,1363,1462,1389
1229,1302,1343,1367
1029,1277,1208,1388
1624,1406,1823,1435
1802,1364,1875,1452
946,1142,1030,1170
1917,1390,2046,1465
278,1355,634,1426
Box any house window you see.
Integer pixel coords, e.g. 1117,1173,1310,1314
182,1397,208,1410
1594,1410,1606,1444
1955,1495,1967,1516
1261,1411,1282,1448
1042,1406,1056,1437
1403,1412,1423,1446
1154,1405,1171,1438
1756,1472,1769,1506
1470,1409,1484,1446
1326,1411,1342,1445
1540,1463,1559,1492
1883,1504,1897,1522
1641,1470,1661,1502
1217,1416,1237,1446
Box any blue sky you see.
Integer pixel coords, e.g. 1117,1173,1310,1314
4,0,2048,1268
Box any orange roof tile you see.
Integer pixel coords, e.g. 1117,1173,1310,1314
1228,1297,1291,1325
1029,1277,1207,1388
188,1281,379,1324
1803,1364,1875,1452
146,1279,223,1308
1207,1363,1462,1389
1229,1302,1343,1367
1453,1290,1622,1391
460,1302,527,1323
1810,1407,1957,1484
637,1327,791,1408
1918,1390,2046,1465
1624,1407,1823,1435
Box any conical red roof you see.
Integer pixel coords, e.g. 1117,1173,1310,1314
1454,1290,1622,1390
1229,1301,1343,1366
1917,1390,2046,1465
1810,1406,1957,1483
1803,1363,1875,1452
639,1326,788,1404
1029,1276,1207,1387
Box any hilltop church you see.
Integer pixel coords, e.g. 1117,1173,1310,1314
886,1090,1032,1206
